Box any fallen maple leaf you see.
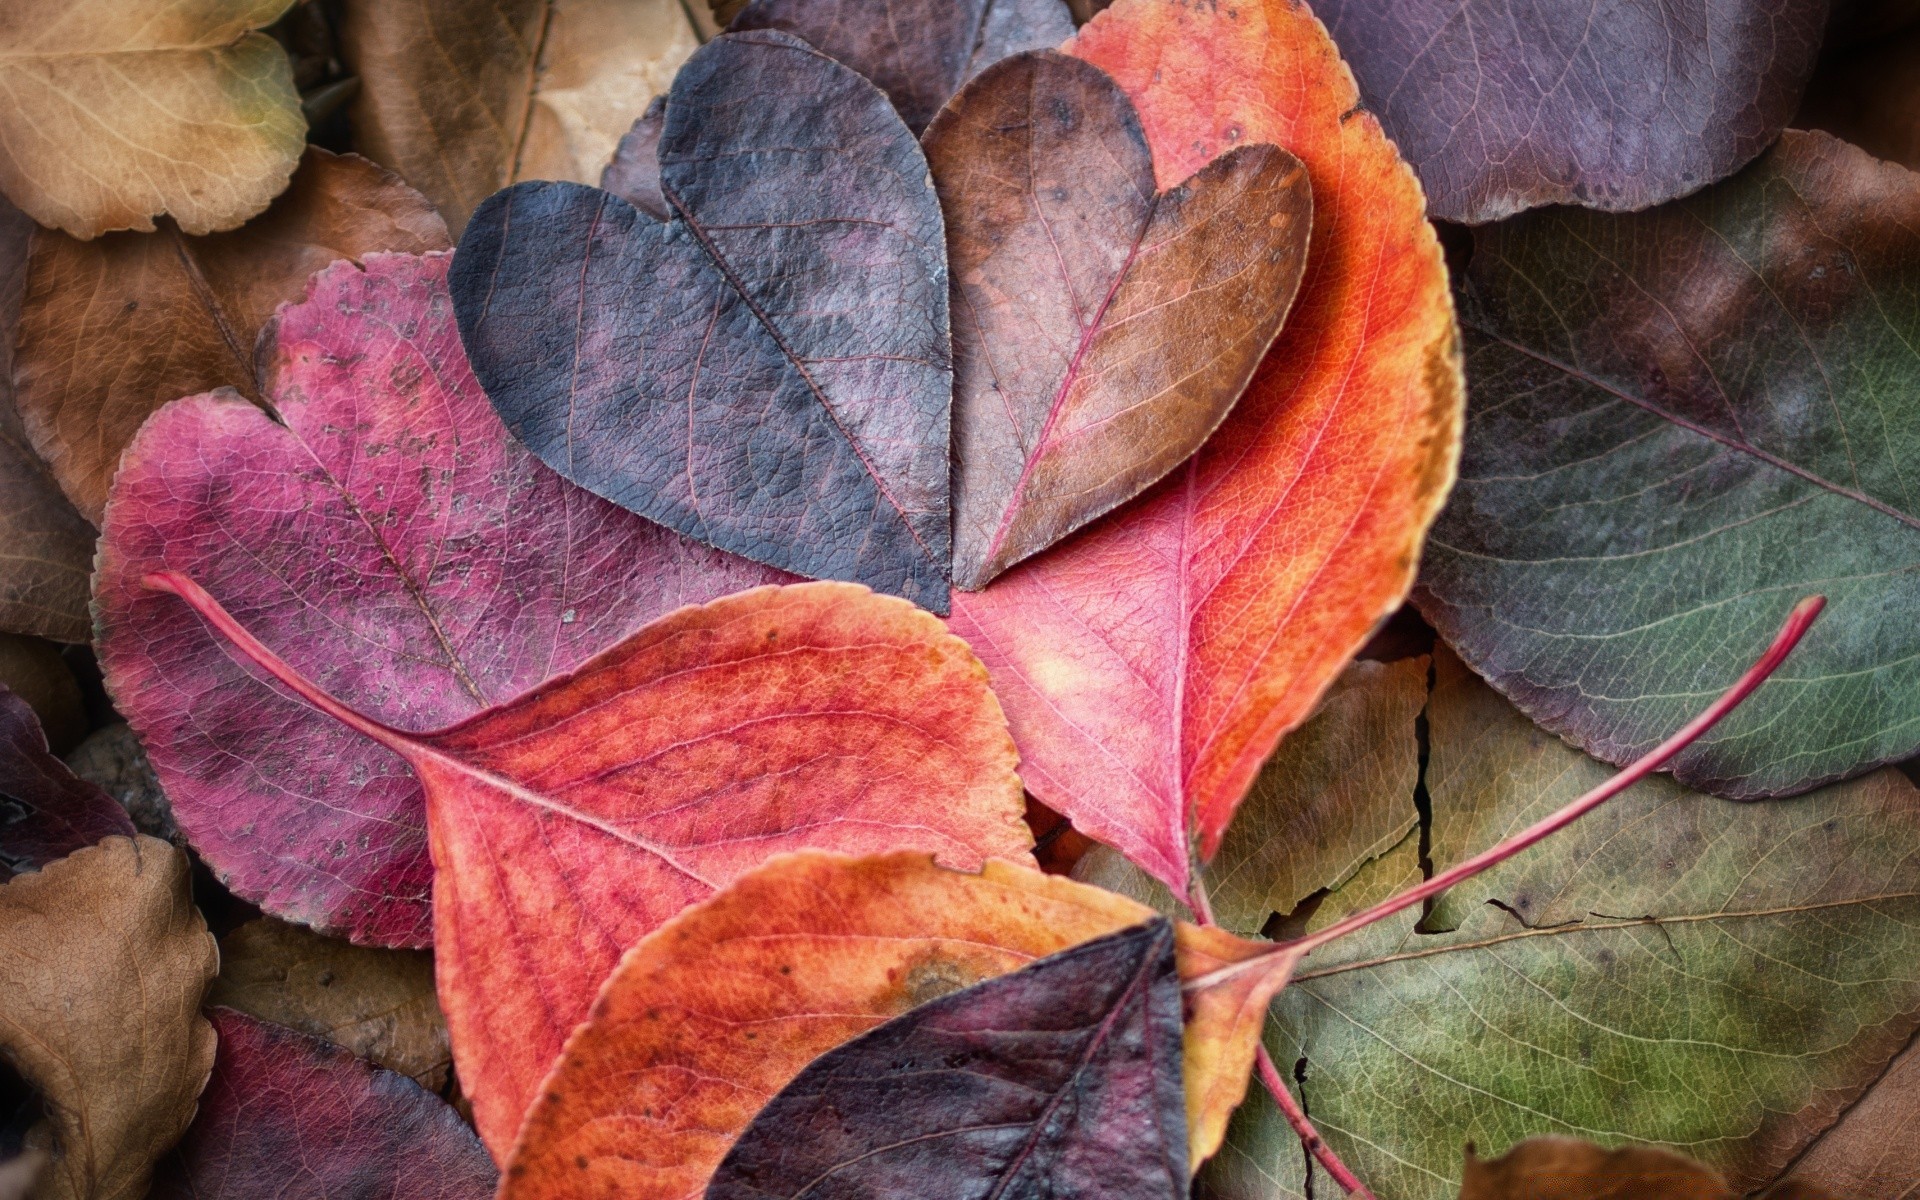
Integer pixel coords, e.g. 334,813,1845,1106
13,147,449,524
452,30,954,611
143,572,1033,1156
0,836,217,1200
1457,1137,1837,1200
1417,130,1920,800
337,0,700,231
0,0,307,238
0,684,133,880
928,50,1312,590
730,0,1075,133
709,919,1189,1200
94,251,787,946
150,1008,496,1200
948,0,1462,891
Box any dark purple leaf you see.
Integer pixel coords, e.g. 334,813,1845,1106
452,31,953,612
0,685,133,880
706,918,1188,1200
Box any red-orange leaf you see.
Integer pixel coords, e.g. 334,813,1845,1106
947,0,1462,890
145,575,1033,1158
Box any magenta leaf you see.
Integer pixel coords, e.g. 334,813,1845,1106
94,251,788,947
0,685,133,880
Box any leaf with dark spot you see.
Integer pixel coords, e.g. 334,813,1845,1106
0,685,133,881
451,31,954,611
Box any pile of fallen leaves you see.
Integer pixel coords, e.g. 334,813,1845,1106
1,0,1916,1197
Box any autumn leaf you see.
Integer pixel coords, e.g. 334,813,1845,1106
1458,1137,1837,1200
0,684,133,880
928,50,1312,590
94,251,787,947
13,147,449,524
730,0,1074,133
948,0,1462,890
708,919,1189,1200
0,198,90,643
1787,1034,1920,1196
1315,0,1828,224
0,836,217,1200
452,31,954,610
0,0,306,239
337,0,700,231
209,917,450,1090
1204,650,1920,1199
144,572,1034,1155
1417,130,1920,800
150,1008,496,1200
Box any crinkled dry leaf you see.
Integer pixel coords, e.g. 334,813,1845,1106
338,0,698,231
209,918,449,1090
0,685,133,881
0,836,217,1200
14,147,449,523
0,0,306,238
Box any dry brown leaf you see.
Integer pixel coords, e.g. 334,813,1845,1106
1787,1035,1920,1197
0,836,217,1200
1460,1137,1842,1199
338,0,699,231
12,147,449,522
0,0,306,238
208,917,451,1091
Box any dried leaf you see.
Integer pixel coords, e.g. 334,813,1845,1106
209,918,449,1090
928,50,1312,589
338,0,699,231
1458,1137,1839,1200
452,31,954,611
147,573,1034,1155
0,0,306,238
0,686,132,881
14,147,449,523
94,251,787,946
948,0,1461,890
0,836,217,1200
150,1008,495,1200
730,0,1074,133
1786,1034,1920,1196
1204,651,1920,1199
1416,131,1920,800
1316,0,1828,223
707,919,1189,1200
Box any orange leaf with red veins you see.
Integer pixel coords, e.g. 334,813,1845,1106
947,0,1462,890
144,575,1033,1159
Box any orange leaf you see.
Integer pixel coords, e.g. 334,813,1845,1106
947,0,1462,889
145,576,1033,1158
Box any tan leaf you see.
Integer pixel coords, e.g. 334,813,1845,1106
338,0,699,232
0,836,217,1200
1460,1137,1839,1200
208,917,450,1091
1787,1034,1920,1197
0,0,306,238
12,147,449,522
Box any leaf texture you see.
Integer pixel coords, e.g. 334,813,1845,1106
928,50,1312,589
947,0,1462,890
452,31,954,610
0,684,133,881
1417,130,1920,799
94,251,789,947
1786,1032,1920,1197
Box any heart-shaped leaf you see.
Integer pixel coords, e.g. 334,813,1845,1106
0,684,133,880
451,31,954,611
151,1008,496,1200
1316,0,1829,223
730,0,1074,133
1416,130,1920,799
147,573,1034,1155
929,50,1312,589
94,251,788,947
948,0,1462,890
706,918,1190,1200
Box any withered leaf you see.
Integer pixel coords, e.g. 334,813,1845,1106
730,0,1074,133
0,686,133,881
929,50,1311,589
1787,1034,1920,1196
453,31,954,610
151,1008,495,1200
0,836,216,1200
13,147,449,523
1458,1137,1838,1200
707,919,1189,1200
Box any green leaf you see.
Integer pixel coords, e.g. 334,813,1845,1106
1205,649,1920,1200
1416,129,1920,799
